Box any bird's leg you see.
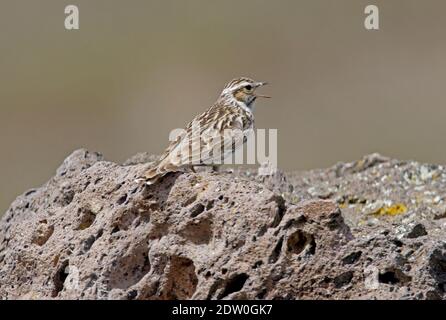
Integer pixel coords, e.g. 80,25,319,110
211,165,219,173
190,166,197,173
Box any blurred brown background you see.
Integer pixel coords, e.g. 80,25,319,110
1,0,445,215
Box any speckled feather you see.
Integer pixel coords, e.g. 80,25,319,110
140,77,263,185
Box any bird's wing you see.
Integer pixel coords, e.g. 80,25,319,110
159,106,251,168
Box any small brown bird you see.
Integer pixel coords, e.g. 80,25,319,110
138,77,269,185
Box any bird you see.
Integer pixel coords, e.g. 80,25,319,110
137,77,270,185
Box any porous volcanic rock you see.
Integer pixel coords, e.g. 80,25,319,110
0,150,445,299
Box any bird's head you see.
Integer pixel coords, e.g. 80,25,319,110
220,77,270,111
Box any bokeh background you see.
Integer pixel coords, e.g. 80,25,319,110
1,0,445,215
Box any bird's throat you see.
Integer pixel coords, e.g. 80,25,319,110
237,99,254,114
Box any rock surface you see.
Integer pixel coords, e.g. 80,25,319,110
1,150,446,300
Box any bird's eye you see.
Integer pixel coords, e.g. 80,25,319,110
245,85,252,91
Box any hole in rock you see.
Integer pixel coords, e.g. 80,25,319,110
117,194,128,205
256,289,267,299
108,245,151,290
61,190,75,206
82,229,103,252
32,223,54,246
286,230,316,256
163,257,198,299
76,209,96,230
269,237,284,263
180,217,212,245
333,271,354,288
378,268,412,285
219,273,249,299
52,260,69,297
342,251,362,265
111,225,120,234
190,203,205,217
127,290,138,300
206,200,215,211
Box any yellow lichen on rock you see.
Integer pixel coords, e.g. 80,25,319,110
372,203,407,216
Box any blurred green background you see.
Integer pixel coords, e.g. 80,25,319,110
1,0,445,215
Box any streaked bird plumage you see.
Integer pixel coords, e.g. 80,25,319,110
138,77,269,185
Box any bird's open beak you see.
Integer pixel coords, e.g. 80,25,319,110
255,82,271,98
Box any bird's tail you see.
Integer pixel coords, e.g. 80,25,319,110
135,161,172,185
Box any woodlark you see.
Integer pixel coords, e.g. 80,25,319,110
138,77,269,185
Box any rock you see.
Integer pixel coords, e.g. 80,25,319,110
406,223,428,239
0,150,445,300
